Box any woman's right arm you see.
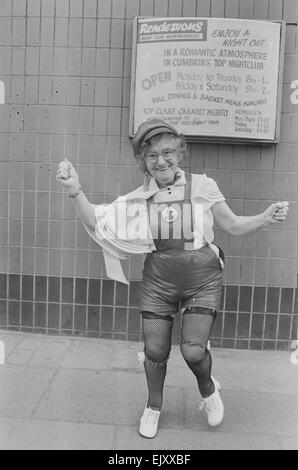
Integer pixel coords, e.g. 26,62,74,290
56,159,96,232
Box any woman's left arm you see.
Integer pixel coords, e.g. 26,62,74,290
211,200,289,236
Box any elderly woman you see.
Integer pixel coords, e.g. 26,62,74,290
56,119,289,439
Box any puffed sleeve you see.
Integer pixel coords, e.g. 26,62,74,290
202,175,225,205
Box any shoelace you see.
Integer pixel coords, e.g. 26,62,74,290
199,393,218,413
144,408,160,424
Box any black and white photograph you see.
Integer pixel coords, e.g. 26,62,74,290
0,0,297,454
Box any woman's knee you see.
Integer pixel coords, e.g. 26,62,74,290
180,340,207,364
142,310,173,364
145,341,171,364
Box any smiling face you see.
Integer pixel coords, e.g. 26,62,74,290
144,134,180,188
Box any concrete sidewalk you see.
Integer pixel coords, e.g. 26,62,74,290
0,330,297,450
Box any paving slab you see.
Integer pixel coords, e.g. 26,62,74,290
149,427,283,450
28,339,71,367
2,333,72,367
0,331,25,359
33,369,150,425
61,338,141,371
6,348,35,365
167,346,298,395
113,425,154,450
210,349,297,396
33,368,189,429
110,425,289,451
17,335,71,351
0,364,57,419
0,417,115,450
183,386,298,438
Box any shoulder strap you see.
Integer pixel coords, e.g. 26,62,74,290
184,172,192,199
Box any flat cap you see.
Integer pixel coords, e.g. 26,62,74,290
132,119,178,156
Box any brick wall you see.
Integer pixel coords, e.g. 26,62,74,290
0,0,297,350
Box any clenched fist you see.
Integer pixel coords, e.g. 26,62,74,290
264,201,289,224
56,158,80,190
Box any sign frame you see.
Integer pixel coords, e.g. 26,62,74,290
129,17,286,145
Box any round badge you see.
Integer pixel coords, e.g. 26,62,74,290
161,206,178,223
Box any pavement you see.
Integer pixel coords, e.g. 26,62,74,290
0,330,297,451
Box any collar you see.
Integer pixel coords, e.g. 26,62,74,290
145,168,186,192
120,169,186,202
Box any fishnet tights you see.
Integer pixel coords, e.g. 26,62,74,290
142,312,173,410
141,308,216,409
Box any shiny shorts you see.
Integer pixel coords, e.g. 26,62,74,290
139,245,223,315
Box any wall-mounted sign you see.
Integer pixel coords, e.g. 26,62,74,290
130,17,285,143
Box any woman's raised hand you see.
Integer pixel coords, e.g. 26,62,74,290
56,158,80,189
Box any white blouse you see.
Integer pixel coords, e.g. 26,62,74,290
84,169,225,284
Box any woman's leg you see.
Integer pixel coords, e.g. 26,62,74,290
180,308,216,398
141,311,174,410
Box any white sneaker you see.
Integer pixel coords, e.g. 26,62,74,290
199,376,224,427
139,406,160,438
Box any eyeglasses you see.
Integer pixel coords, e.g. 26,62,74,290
145,149,177,164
